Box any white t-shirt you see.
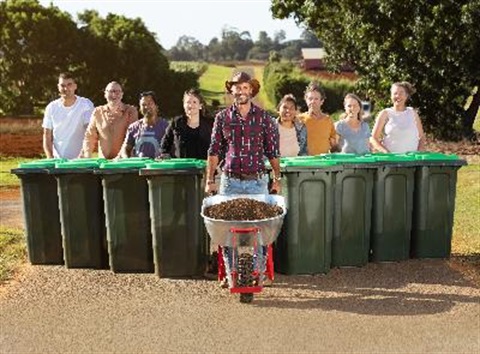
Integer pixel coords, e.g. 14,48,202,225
382,107,419,153
42,96,94,159
278,124,300,157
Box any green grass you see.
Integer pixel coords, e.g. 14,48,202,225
0,226,26,283
452,163,480,255
0,156,35,189
199,64,234,108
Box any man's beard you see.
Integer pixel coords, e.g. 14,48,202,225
233,93,250,105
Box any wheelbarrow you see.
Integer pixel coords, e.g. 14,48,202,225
201,194,286,303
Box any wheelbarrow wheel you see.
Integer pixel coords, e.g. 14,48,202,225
238,253,254,303
240,293,254,303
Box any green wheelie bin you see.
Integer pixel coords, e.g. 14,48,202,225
140,159,207,278
321,154,377,267
96,158,154,273
368,153,416,262
52,158,108,269
408,152,467,258
11,158,66,264
274,158,342,274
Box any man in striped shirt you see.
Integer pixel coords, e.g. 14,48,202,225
205,71,282,195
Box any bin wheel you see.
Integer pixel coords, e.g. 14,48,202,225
238,253,254,304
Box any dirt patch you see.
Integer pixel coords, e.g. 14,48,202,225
0,187,23,229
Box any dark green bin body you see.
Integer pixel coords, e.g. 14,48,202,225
274,165,340,274
141,166,207,278
54,168,108,269
99,169,154,273
11,166,63,265
333,167,374,267
371,164,415,262
410,157,466,258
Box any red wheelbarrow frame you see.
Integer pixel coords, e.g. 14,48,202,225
217,226,275,294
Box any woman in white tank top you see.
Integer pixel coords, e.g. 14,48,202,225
370,82,425,153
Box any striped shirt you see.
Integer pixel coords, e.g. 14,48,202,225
208,104,279,175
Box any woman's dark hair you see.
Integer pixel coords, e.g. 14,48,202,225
184,88,209,116
139,91,158,106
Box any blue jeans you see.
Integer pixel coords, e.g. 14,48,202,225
219,173,268,284
219,174,269,195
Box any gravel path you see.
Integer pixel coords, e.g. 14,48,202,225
1,192,479,353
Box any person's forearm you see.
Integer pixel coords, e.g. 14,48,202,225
43,130,53,158
369,137,388,153
206,156,219,181
269,158,281,178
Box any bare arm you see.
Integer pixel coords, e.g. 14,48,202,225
414,109,426,151
269,157,282,194
118,143,133,158
370,110,389,153
205,155,219,194
81,111,98,158
43,128,54,158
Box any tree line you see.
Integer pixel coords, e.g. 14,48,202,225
0,0,198,117
166,28,321,62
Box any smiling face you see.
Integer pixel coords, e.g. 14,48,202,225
279,100,297,123
183,93,202,117
344,97,361,119
57,77,77,99
104,82,123,104
231,82,253,105
139,95,158,118
391,84,408,108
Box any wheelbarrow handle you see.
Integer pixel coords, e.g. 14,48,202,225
229,227,260,234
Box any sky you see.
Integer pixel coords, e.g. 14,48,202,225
38,0,306,49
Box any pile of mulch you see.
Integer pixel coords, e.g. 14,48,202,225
204,198,283,221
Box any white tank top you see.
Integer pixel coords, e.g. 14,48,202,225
278,124,300,157
383,107,419,153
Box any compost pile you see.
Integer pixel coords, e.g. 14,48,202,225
204,198,283,220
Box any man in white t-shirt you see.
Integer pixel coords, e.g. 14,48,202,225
42,72,94,159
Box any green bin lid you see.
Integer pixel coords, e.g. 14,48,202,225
144,159,206,169
281,158,339,167
18,158,66,168
318,153,357,159
406,152,460,161
55,158,106,169
100,158,152,169
365,153,416,163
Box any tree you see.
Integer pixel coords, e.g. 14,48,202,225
0,0,81,115
271,0,480,140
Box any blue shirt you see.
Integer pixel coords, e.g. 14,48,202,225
335,119,371,154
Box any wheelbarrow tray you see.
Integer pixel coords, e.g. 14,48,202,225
201,194,287,247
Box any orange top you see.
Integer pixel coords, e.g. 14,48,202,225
300,113,336,155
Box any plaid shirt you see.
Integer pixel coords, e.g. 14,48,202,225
208,103,279,175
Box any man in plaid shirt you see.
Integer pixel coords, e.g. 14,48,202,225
205,71,282,195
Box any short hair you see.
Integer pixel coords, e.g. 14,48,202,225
58,72,75,82
391,81,416,97
304,81,326,100
139,91,158,106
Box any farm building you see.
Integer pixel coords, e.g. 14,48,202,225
301,48,327,70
